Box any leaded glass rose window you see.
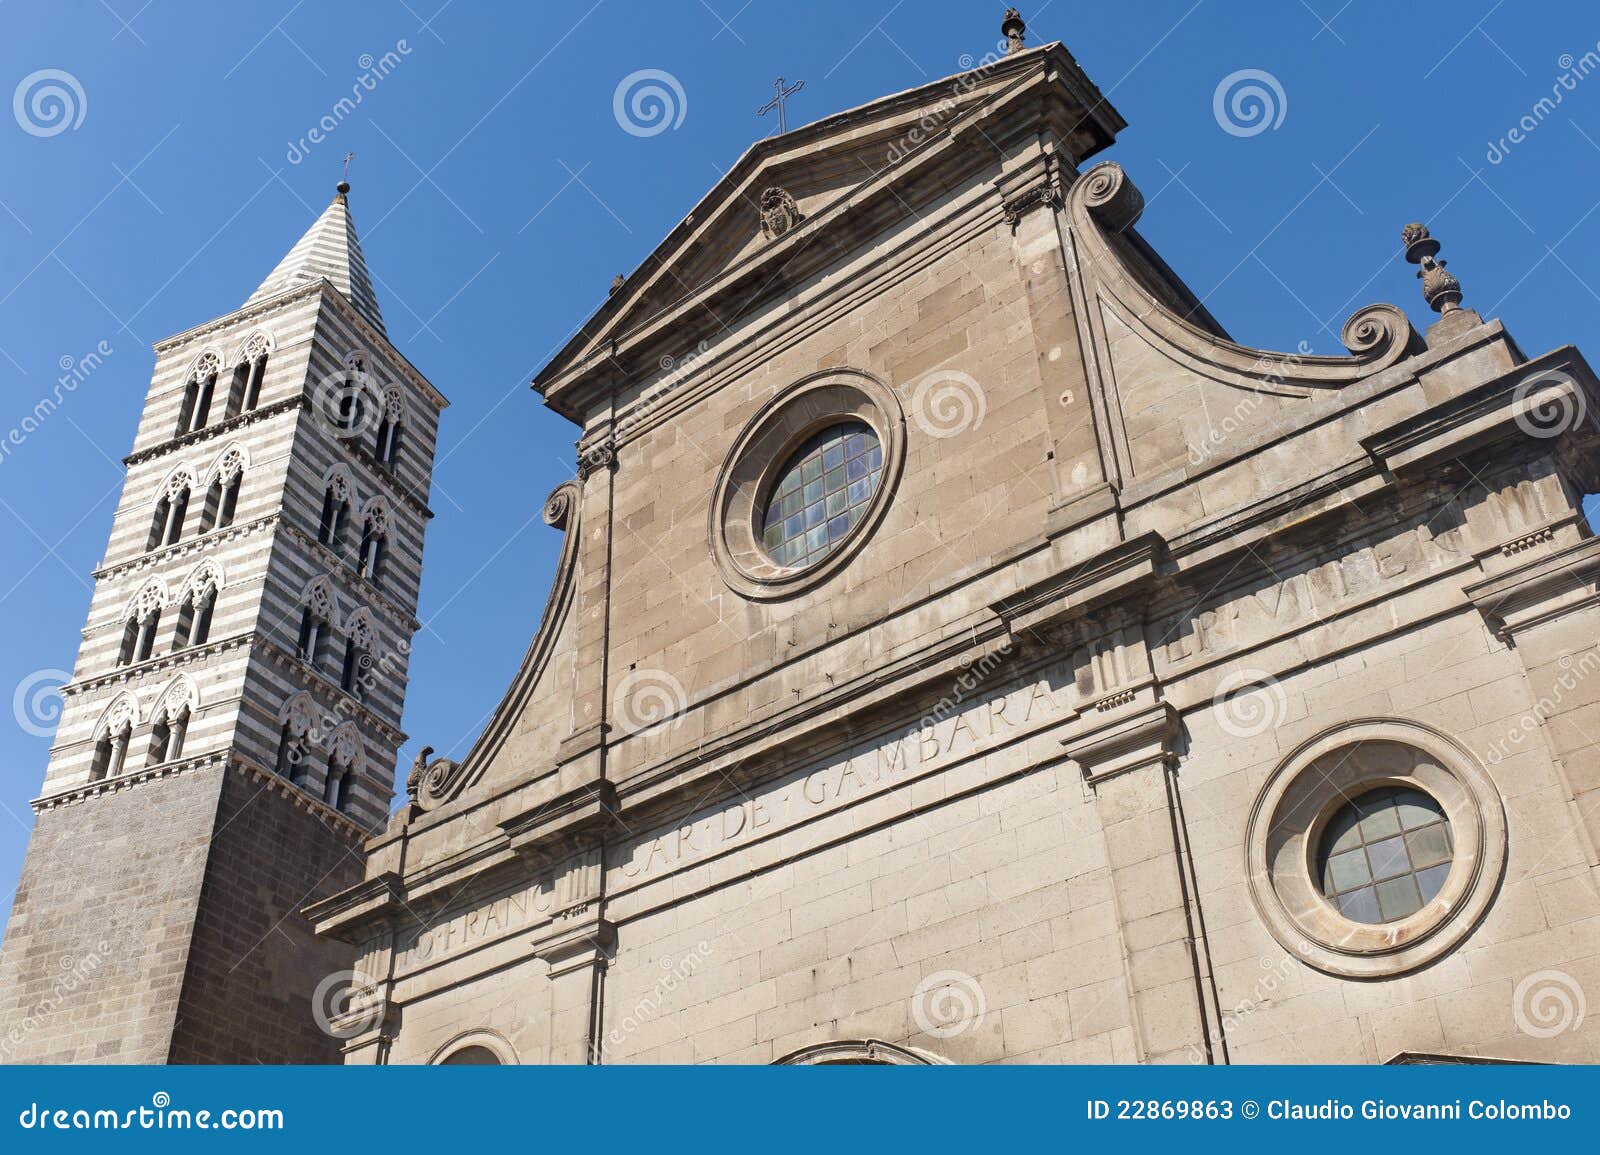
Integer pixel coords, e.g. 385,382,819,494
1317,787,1453,924
760,421,883,569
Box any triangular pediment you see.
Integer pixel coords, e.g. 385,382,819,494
536,43,1123,410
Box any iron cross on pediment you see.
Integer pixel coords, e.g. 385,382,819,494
757,76,805,135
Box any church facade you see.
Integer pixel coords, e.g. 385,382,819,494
307,30,1600,1064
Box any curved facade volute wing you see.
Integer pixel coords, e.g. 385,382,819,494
408,480,583,813
1070,162,1422,400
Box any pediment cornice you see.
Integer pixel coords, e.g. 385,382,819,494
535,43,1123,420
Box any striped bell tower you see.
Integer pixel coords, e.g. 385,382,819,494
0,181,446,1063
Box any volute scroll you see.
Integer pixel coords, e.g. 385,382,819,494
1071,161,1423,395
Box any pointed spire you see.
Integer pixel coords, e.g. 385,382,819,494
245,179,386,337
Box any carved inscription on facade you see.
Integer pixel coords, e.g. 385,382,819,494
609,664,1075,886
394,848,601,972
1158,519,1469,669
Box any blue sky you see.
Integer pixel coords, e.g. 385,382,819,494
2,0,1598,932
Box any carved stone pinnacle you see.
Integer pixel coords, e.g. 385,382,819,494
1002,8,1027,55
1402,222,1463,315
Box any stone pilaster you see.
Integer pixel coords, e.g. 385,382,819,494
1063,702,1220,1064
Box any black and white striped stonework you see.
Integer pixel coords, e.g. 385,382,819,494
244,189,386,337
38,201,446,833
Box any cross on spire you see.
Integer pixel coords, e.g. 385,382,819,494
757,76,806,135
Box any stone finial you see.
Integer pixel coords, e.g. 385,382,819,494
1402,222,1481,345
1402,223,1463,315
1002,8,1027,55
609,274,625,295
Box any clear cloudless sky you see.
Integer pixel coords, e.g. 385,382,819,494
3,0,1599,931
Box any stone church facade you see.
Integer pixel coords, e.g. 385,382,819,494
0,184,445,1062
5,17,1600,1068
307,30,1600,1064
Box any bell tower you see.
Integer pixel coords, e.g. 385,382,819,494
0,181,446,1063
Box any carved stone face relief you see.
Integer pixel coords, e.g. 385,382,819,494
759,186,801,240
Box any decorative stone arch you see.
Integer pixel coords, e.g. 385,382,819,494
278,692,319,739
180,557,225,601
185,348,224,382
774,1039,946,1065
427,1029,518,1065
233,328,276,364
123,575,171,623
321,462,355,506
302,576,340,628
204,441,249,486
92,689,141,737
1244,716,1508,978
154,461,198,505
382,386,406,423
359,495,392,537
344,606,377,653
151,673,198,721
327,721,364,769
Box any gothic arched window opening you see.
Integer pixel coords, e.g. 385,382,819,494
89,699,136,782
133,607,161,663
146,706,187,767
174,587,215,650
88,723,131,781
240,334,271,412
374,391,404,472
176,353,222,436
149,485,190,550
356,505,389,587
318,479,351,549
297,607,327,668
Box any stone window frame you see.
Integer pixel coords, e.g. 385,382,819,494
427,1028,517,1065
1244,717,1507,978
774,1039,944,1065
709,368,905,601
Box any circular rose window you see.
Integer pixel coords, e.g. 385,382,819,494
1316,787,1453,924
710,369,904,600
1244,719,1505,978
760,421,884,569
